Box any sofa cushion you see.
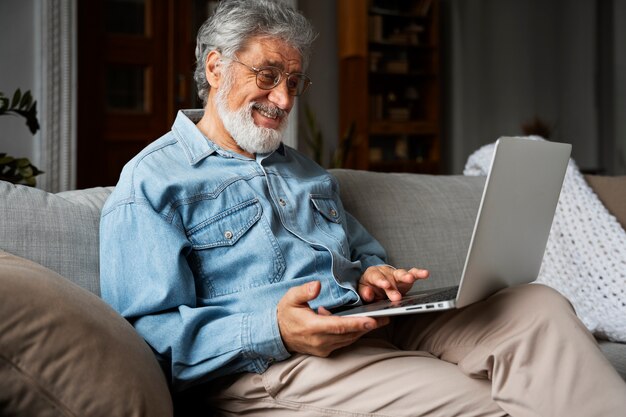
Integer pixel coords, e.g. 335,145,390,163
331,169,485,291
0,180,112,295
0,250,173,417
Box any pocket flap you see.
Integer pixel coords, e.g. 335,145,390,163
310,196,341,224
187,199,262,249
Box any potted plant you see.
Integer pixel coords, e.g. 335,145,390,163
0,88,43,186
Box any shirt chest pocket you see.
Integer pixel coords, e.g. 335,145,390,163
310,195,348,256
187,199,285,298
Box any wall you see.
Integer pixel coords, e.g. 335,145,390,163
298,0,338,167
1,1,623,181
299,0,622,175
445,0,599,173
615,0,626,174
0,0,38,164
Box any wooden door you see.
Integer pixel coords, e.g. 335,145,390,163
77,0,212,187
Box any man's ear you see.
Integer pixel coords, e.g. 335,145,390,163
205,50,223,89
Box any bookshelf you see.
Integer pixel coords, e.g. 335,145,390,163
338,0,441,173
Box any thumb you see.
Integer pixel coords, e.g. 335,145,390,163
286,280,321,306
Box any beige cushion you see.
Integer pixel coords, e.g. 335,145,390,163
0,250,173,417
585,175,626,230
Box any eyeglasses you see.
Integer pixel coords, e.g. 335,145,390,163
230,58,312,96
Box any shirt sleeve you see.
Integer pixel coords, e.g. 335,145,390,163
344,211,388,270
328,174,388,272
99,200,289,391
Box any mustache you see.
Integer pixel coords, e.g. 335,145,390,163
251,102,287,119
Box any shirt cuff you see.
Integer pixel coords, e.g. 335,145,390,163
244,308,290,368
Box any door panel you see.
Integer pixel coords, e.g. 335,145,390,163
77,0,212,187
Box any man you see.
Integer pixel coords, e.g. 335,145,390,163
100,1,626,416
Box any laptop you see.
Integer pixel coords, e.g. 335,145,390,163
334,137,571,317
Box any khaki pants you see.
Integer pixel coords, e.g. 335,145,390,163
202,284,626,417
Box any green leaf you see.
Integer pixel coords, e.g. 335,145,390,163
31,165,44,175
0,155,14,164
11,88,21,108
13,107,40,134
1,89,41,157
25,101,40,134
0,154,42,186
19,165,34,178
19,90,32,110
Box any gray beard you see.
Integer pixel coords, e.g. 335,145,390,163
215,76,287,155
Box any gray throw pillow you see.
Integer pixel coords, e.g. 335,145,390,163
0,181,112,295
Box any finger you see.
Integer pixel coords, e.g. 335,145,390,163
374,315,390,328
317,306,332,316
408,267,430,280
377,275,402,301
361,281,400,302
318,315,381,335
368,268,402,300
323,316,391,351
285,281,321,307
358,284,377,302
393,269,413,284
359,281,393,302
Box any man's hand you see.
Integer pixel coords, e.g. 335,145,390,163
358,265,429,303
277,281,389,357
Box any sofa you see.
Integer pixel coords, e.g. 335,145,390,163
1,169,624,416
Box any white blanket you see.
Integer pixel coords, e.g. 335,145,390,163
464,136,626,342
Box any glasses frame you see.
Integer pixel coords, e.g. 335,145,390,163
229,58,312,96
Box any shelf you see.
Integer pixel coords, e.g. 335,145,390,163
368,40,435,49
369,6,429,19
338,0,441,173
369,70,436,77
370,121,437,135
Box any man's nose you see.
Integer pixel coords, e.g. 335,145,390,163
267,78,293,112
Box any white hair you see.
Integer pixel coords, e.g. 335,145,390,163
194,0,317,105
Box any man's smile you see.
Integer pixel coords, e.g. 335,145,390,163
256,106,278,120
252,102,287,129
253,102,286,120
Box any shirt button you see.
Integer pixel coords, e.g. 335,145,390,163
329,209,337,217
224,230,233,240
278,198,287,207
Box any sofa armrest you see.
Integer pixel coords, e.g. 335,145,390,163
584,175,626,230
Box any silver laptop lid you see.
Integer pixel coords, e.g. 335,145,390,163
455,137,571,308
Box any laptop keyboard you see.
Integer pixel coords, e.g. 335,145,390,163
398,285,459,307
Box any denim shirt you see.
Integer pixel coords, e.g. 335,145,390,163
99,110,387,391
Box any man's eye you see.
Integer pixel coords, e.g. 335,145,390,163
258,70,277,84
286,77,299,90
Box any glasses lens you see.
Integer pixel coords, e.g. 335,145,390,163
252,64,311,96
286,74,311,96
256,68,280,89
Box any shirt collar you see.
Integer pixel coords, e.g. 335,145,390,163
172,109,286,165
172,110,217,165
